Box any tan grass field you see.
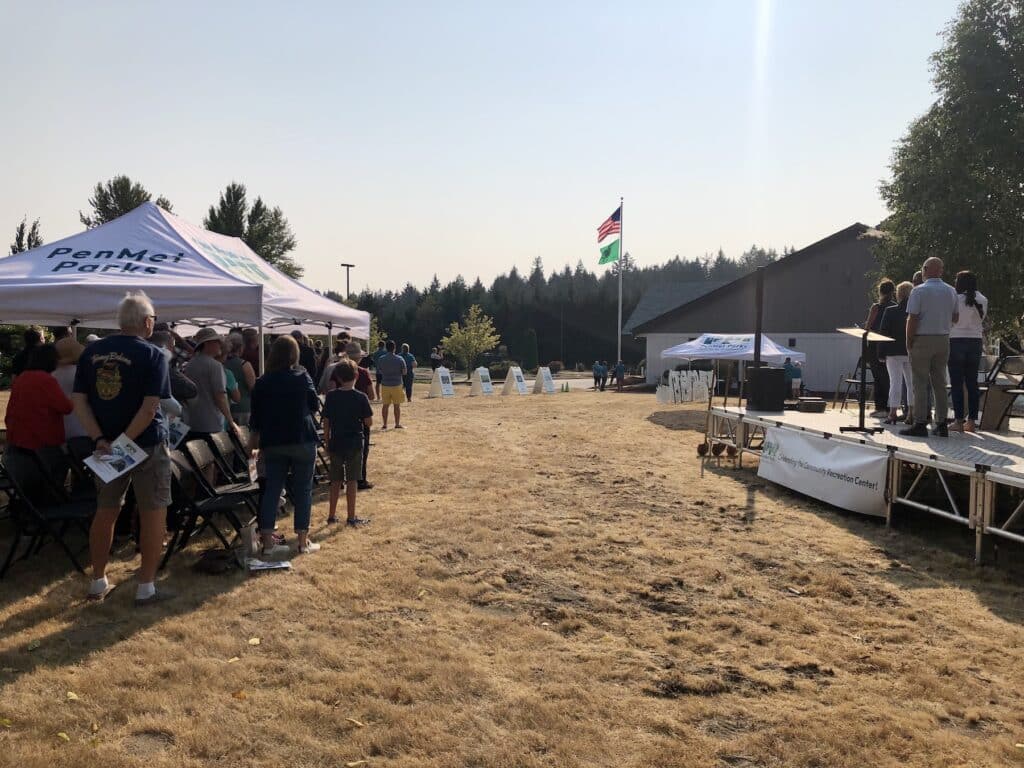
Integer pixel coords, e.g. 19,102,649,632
2,388,1024,767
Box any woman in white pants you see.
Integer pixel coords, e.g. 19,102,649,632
878,281,914,425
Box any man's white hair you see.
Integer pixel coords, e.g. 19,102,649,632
118,291,155,331
226,332,244,355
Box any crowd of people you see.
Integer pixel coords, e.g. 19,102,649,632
591,359,627,392
865,257,988,436
2,292,424,604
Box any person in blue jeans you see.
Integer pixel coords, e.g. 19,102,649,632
249,335,321,556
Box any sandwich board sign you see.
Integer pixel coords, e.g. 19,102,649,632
427,366,456,398
469,366,494,396
533,366,557,394
501,366,529,395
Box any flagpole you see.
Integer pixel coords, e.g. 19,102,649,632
617,196,623,362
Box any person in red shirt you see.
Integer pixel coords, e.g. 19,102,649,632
330,342,375,490
6,344,73,451
4,343,73,489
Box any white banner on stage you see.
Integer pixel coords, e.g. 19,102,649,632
757,427,887,517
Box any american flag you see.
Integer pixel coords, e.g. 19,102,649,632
597,206,621,241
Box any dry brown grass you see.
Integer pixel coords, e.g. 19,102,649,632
2,389,1024,767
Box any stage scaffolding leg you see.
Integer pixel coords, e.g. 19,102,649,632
886,456,900,530
974,475,987,564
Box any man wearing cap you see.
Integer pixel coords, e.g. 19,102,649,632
183,328,238,442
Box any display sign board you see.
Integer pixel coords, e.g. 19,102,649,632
757,427,887,517
428,366,456,398
666,370,713,404
533,366,557,394
501,366,529,395
469,367,494,396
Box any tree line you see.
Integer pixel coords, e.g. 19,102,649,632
333,246,785,369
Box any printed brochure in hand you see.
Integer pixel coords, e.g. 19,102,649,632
84,434,146,484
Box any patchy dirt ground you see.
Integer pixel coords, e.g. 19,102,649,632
2,389,1024,767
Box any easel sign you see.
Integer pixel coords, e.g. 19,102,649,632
470,366,494,396
428,366,456,398
501,366,529,395
533,366,557,394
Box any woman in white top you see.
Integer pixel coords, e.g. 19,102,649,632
948,270,988,432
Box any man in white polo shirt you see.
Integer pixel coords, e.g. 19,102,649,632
901,257,958,437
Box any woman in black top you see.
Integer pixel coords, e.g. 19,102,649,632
250,335,321,556
878,281,914,425
864,279,896,415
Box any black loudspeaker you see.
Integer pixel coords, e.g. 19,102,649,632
747,366,786,411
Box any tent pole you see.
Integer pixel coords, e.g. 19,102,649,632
259,327,265,376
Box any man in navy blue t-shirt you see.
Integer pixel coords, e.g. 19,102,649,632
72,291,172,606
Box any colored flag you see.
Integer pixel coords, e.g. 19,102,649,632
597,207,621,241
599,238,620,265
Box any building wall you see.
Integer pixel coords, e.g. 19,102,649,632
645,331,861,394
641,232,876,335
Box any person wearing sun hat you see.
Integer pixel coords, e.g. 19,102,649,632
183,327,238,442
53,336,87,441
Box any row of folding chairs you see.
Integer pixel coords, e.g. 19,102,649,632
0,418,332,578
0,430,264,578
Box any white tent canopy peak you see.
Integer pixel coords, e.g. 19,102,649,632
0,202,369,338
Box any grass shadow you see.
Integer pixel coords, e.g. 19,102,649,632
647,409,708,432
660,409,1024,626
0,526,247,687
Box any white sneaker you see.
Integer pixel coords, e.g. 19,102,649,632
297,542,321,554
261,544,290,559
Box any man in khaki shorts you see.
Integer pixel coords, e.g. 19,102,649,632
72,291,173,605
376,340,407,430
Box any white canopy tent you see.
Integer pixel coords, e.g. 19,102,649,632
0,202,370,338
661,333,806,364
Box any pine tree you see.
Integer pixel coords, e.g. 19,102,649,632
205,182,301,278
9,217,43,254
80,176,172,228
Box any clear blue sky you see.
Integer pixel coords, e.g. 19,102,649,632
0,0,959,296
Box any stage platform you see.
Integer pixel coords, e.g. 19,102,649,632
704,406,1024,562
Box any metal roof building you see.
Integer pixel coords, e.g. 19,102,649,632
629,223,882,391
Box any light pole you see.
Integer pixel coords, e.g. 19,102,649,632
339,262,355,299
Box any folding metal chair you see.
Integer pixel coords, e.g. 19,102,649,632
979,355,1024,431
209,432,248,483
161,457,236,570
1,448,94,578
180,441,259,524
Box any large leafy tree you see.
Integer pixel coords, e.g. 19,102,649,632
9,217,43,254
205,182,301,278
80,175,172,228
441,305,501,378
877,0,1024,334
